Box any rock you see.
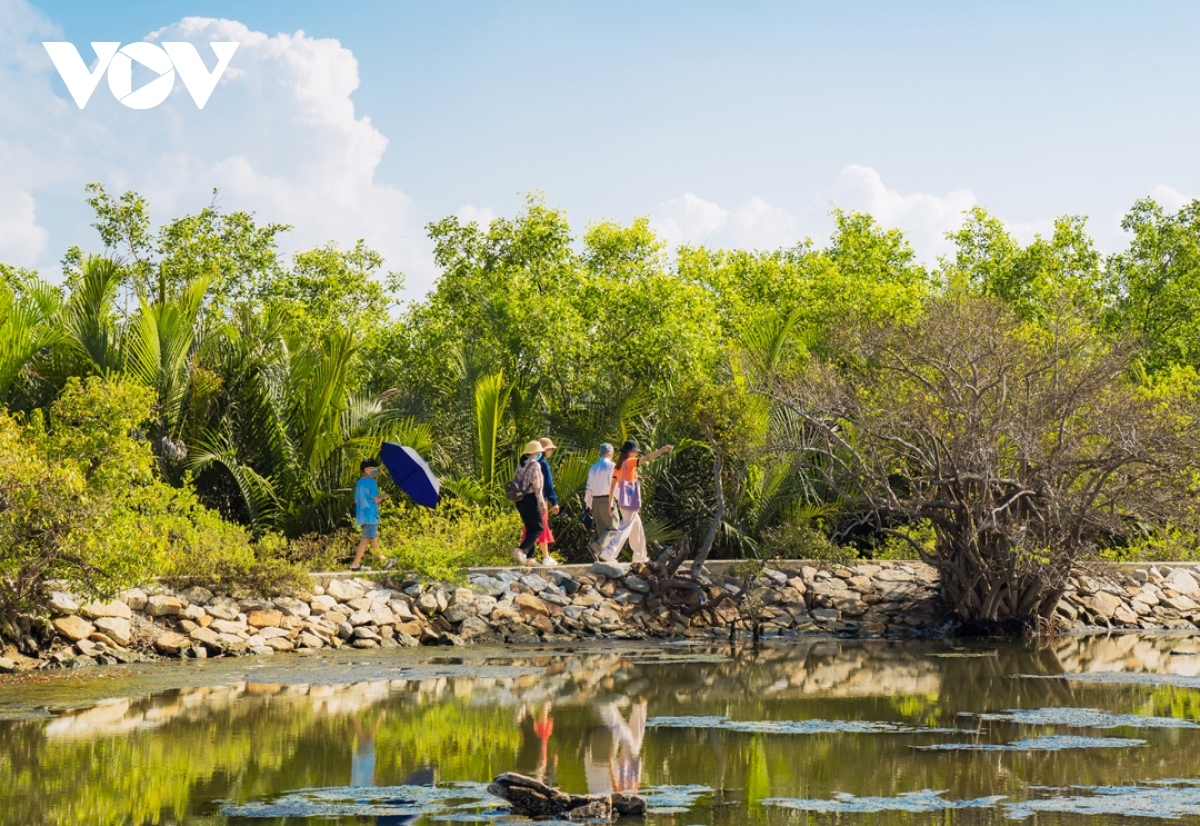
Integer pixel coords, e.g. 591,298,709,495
612,793,647,816
352,638,380,649
93,616,132,647
811,608,841,622
250,646,275,656
762,567,788,584
1168,569,1200,596
348,610,373,627
146,595,183,617
48,592,79,616
449,586,476,605
121,588,148,611
1086,593,1122,621
459,616,492,638
205,597,240,621
298,632,324,649
519,574,552,593
394,620,425,637
368,603,395,626
179,586,214,606
785,577,807,595
326,578,364,602
1165,594,1198,612
210,618,248,635
394,631,420,647
353,626,382,641
416,593,440,615
515,593,550,617
389,599,416,621
337,622,355,640
274,596,311,618
874,569,914,582
439,632,466,646
189,627,222,648
490,606,524,624
258,627,290,640
624,575,651,594
75,639,103,657
487,772,638,820
1113,604,1140,625
589,561,630,579
347,596,374,612
0,657,14,673
443,603,476,624
310,595,338,614
246,608,283,628
52,615,95,642
469,575,506,596
154,631,190,654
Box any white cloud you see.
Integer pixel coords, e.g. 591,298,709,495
0,189,49,266
823,165,976,260
0,3,436,293
455,204,497,229
654,193,798,251
1148,184,1194,213
652,166,979,264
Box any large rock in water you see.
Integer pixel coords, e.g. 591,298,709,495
487,772,645,820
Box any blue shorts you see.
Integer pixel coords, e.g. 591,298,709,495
361,523,378,539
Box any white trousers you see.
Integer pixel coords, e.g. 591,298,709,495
600,508,647,563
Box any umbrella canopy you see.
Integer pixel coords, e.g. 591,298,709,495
379,442,440,508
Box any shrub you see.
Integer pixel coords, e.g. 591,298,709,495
377,498,521,582
1100,528,1200,563
0,376,305,617
760,519,855,563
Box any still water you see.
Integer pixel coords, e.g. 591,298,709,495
6,635,1200,824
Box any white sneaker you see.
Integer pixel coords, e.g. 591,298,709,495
511,548,527,565
540,557,559,566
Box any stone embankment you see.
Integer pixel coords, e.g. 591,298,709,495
2,559,1198,671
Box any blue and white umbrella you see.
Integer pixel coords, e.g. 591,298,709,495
379,442,440,508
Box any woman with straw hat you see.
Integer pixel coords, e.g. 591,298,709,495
534,437,560,566
512,440,548,566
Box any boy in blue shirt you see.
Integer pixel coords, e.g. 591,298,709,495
351,458,390,571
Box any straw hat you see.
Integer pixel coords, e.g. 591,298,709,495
539,437,557,451
522,440,545,456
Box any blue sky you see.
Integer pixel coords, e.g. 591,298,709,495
5,1,1199,298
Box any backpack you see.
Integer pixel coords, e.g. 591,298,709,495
504,477,525,503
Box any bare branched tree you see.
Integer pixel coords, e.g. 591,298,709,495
771,298,1198,633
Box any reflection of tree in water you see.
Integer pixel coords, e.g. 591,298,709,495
9,636,1200,825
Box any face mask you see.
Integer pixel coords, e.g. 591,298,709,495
534,453,543,460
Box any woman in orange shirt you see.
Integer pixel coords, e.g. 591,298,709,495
598,438,673,564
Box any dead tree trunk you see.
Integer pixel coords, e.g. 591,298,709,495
691,447,724,579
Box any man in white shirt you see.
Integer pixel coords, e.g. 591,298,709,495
584,443,617,559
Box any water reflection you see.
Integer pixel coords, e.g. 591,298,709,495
6,634,1200,823
585,699,647,795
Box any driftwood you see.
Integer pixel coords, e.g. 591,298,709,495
487,772,646,820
